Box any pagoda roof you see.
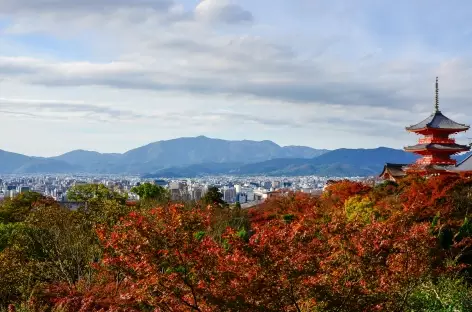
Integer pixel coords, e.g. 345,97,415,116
404,143,470,152
406,78,469,132
406,110,469,132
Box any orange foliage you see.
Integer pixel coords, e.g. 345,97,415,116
34,177,472,311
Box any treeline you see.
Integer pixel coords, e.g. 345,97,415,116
1,176,472,311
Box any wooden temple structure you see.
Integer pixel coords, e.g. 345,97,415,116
380,78,472,181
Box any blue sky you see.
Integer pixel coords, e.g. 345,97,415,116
1,0,472,156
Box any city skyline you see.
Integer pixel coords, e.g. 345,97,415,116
2,1,472,156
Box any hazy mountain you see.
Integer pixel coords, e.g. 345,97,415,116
0,150,82,174
0,136,327,174
120,136,324,168
280,146,328,158
145,147,472,178
53,150,122,173
143,162,244,179
0,150,32,173
13,159,81,174
54,150,121,164
143,147,430,178
234,147,420,177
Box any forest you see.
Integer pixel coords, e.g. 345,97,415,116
1,175,472,312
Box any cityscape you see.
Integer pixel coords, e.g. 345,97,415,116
0,173,369,207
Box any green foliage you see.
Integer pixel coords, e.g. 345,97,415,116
67,184,130,226
283,214,295,223
455,217,472,242
24,205,101,285
66,184,127,204
407,277,472,311
131,182,170,203
431,212,440,229
236,227,249,242
210,207,250,243
194,231,206,241
372,180,399,197
344,195,376,223
0,192,49,224
201,186,226,207
79,198,131,227
0,193,104,307
0,223,29,252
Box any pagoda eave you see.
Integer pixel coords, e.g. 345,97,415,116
404,148,469,153
405,127,469,135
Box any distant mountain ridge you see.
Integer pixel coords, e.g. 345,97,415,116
144,147,424,177
0,150,81,174
0,136,328,174
2,137,467,177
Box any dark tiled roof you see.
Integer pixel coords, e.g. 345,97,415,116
406,111,469,131
379,163,407,178
404,143,470,152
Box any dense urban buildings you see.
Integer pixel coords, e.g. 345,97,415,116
0,174,369,206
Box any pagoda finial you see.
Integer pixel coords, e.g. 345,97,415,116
435,76,439,112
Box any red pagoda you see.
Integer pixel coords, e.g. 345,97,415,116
404,77,470,175
380,78,470,181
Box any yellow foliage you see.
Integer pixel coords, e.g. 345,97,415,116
344,195,376,223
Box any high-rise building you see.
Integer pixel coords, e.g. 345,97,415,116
223,187,237,203
234,184,242,193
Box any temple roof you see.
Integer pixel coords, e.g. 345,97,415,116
379,163,408,178
405,110,469,132
404,143,470,152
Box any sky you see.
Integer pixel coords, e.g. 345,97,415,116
2,0,472,157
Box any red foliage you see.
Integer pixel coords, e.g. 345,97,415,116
40,178,472,311
248,192,320,225
323,180,372,208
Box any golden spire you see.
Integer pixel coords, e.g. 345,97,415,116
435,76,439,112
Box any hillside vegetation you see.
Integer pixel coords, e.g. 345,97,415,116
1,175,472,311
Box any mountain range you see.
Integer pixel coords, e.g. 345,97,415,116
1,136,468,177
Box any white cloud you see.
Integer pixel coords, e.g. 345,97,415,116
1,0,472,156
0,0,175,13
195,0,253,24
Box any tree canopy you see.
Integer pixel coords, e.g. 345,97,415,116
130,182,169,202
66,184,127,204
201,186,226,207
2,175,472,311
